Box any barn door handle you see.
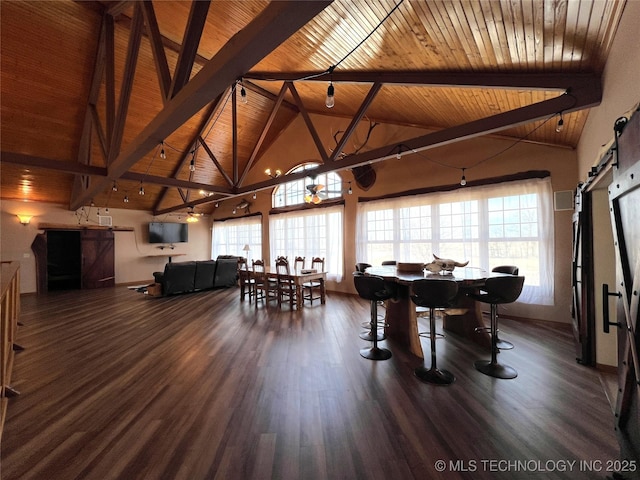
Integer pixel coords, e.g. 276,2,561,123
602,283,622,333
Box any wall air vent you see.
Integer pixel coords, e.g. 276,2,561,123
98,215,113,226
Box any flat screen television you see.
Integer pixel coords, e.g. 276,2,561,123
148,222,188,244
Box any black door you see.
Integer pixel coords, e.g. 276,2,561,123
571,187,595,364
606,109,640,476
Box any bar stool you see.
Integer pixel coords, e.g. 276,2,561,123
468,275,525,379
354,275,395,360
410,279,459,385
491,265,519,349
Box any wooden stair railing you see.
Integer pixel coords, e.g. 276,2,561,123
1,261,21,442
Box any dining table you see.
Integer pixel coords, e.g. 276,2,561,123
364,265,501,359
249,266,327,309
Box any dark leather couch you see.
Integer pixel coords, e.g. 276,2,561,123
152,256,240,296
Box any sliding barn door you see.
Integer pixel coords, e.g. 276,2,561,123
607,110,640,474
81,230,115,289
572,188,595,364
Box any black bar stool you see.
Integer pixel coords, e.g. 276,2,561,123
487,265,520,349
410,279,459,385
468,275,525,379
354,275,395,360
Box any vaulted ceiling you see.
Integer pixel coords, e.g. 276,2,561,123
0,0,627,215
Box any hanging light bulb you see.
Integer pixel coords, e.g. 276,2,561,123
232,207,237,215
555,113,564,133
139,182,145,195
460,168,467,186
348,181,353,195
240,85,247,104
252,192,257,200
215,202,219,208
325,82,335,108
123,195,129,203
112,181,118,192
189,151,196,172
160,141,166,159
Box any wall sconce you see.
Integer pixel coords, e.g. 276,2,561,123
17,214,32,225
265,168,281,178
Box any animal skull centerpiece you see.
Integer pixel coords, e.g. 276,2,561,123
424,254,469,274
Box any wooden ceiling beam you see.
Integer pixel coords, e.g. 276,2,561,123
329,82,382,162
238,82,289,186
152,97,224,212
69,1,333,211
168,0,210,99
141,0,171,104
151,83,602,214
1,152,232,194
107,2,143,165
286,82,328,163
244,71,599,91
198,137,234,187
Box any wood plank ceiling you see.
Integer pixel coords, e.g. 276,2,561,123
0,0,627,215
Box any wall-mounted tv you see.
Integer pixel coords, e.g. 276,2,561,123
148,222,188,244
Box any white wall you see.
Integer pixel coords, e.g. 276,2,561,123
0,199,213,293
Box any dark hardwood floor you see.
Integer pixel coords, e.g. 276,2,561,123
1,286,620,479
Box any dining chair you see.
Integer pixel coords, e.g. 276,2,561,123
294,256,305,272
252,259,277,307
381,260,397,266
275,257,297,309
410,279,459,385
303,257,325,305
237,257,255,303
468,275,525,379
354,275,396,360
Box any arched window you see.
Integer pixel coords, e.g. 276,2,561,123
272,163,344,208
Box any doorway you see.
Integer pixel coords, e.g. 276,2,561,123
47,230,81,291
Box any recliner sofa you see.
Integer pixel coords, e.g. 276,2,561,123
152,256,240,296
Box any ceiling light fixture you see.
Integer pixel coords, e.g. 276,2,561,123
239,80,248,104
325,82,335,109
112,181,118,192
160,141,166,159
348,181,353,195
139,182,145,195
460,168,467,186
265,168,281,178
189,151,196,172
123,195,129,203
555,113,564,133
252,192,257,200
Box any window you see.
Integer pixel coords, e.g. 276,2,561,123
272,163,344,208
356,178,554,305
269,205,344,282
211,216,262,262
